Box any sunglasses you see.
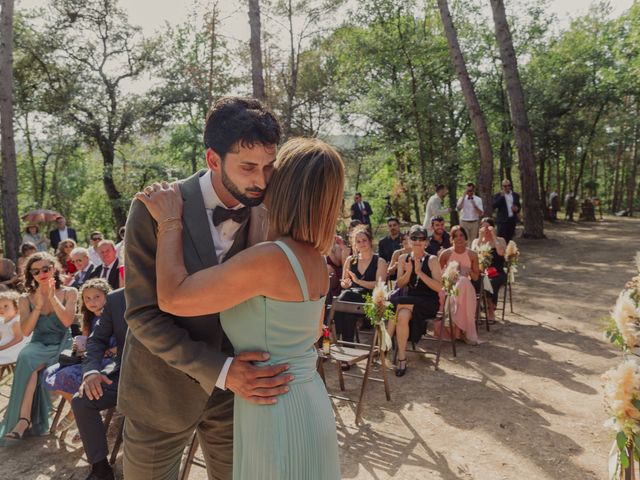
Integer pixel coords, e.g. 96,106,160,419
91,237,103,241
410,236,427,241
30,265,53,276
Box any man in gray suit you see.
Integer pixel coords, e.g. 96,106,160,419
119,97,291,479
72,288,127,480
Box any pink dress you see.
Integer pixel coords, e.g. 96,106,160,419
447,250,478,343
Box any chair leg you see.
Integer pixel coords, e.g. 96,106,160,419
379,345,391,402
179,433,199,480
103,407,114,430
449,307,457,358
354,331,378,424
502,281,508,322
336,360,345,391
109,419,124,465
0,365,6,381
50,397,66,434
509,282,514,313
482,290,490,332
316,357,326,385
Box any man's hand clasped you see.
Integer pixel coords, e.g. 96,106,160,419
225,351,292,405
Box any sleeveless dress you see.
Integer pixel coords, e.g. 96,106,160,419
0,296,72,440
0,315,30,364
447,250,478,343
220,241,340,480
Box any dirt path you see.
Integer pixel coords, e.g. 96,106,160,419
0,217,636,479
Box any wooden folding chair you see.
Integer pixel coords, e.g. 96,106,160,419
50,397,67,434
0,362,15,382
102,407,125,465
476,275,491,332
317,298,391,424
179,433,207,480
500,266,514,321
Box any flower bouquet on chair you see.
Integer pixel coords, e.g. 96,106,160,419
504,241,520,283
476,243,495,294
363,281,394,352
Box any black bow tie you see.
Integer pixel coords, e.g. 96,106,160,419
211,205,250,226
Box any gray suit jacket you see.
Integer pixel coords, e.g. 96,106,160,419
118,170,268,432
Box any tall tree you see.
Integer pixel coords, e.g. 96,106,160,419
437,0,493,214
490,0,544,238
248,0,266,101
0,0,20,261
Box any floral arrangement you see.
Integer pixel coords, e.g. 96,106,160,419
624,253,640,306
603,360,640,476
476,242,493,271
363,281,394,352
441,261,460,297
604,291,640,351
504,240,520,282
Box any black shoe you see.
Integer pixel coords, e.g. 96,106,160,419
85,464,114,480
395,359,407,377
340,362,351,371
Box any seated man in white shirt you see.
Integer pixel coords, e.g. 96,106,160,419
456,182,484,243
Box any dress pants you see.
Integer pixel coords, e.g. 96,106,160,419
72,374,119,465
460,220,479,245
497,217,517,243
122,388,234,480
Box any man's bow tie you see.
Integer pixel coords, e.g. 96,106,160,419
212,205,250,226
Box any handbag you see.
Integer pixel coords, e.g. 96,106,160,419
58,349,82,367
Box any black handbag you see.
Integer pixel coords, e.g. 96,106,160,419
58,349,82,367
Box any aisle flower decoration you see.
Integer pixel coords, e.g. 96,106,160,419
363,281,394,352
624,252,640,306
602,360,640,476
441,261,459,297
476,242,493,271
504,240,520,283
604,291,640,351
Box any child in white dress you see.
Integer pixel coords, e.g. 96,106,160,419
0,291,30,364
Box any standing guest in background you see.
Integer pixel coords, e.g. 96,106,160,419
49,216,77,251
115,226,126,263
326,235,349,301
56,239,78,277
87,232,104,266
0,253,76,442
423,184,451,235
492,179,521,243
378,217,402,263
70,247,96,290
89,241,120,290
549,189,560,221
387,233,410,281
17,243,38,279
0,290,30,365
72,288,127,480
22,224,48,252
426,216,451,256
456,182,483,244
350,192,373,226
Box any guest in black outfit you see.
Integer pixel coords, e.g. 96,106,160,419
49,216,78,251
426,215,451,256
492,179,520,243
350,193,373,225
72,288,127,480
335,226,387,366
377,217,402,264
387,225,442,377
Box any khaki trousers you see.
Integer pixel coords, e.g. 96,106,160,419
123,389,234,480
460,220,480,245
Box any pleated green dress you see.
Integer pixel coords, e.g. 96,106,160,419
0,300,72,442
221,241,340,480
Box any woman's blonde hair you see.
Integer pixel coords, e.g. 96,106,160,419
266,137,345,254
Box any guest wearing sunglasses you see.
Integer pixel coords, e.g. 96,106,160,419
0,253,76,443
87,232,104,266
387,225,442,377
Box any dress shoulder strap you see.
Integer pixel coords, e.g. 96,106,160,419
273,240,309,302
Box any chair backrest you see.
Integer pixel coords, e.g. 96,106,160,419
326,297,367,344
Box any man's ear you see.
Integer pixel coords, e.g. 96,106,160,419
206,148,222,172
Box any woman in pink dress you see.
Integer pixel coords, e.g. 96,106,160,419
439,225,481,345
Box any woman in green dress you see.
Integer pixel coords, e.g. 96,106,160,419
138,137,342,480
1,252,76,442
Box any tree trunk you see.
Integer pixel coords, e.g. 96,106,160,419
437,0,493,215
490,0,544,238
627,98,639,216
207,2,217,108
0,0,20,261
248,0,266,101
99,143,127,228
574,101,606,199
282,0,298,140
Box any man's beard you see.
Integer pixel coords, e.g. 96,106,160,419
220,164,265,207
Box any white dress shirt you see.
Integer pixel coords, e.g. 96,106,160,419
199,170,247,390
505,192,514,218
88,246,101,266
423,194,449,232
457,195,483,221
58,228,69,241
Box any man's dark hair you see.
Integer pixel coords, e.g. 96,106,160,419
355,192,362,197
466,182,475,188
430,215,445,225
203,97,281,159
435,184,445,192
387,217,399,224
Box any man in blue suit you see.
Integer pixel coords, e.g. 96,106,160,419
492,179,521,243
49,216,78,251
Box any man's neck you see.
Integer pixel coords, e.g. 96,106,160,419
389,233,399,240
432,233,443,242
58,227,66,232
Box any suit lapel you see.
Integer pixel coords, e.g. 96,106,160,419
181,171,218,269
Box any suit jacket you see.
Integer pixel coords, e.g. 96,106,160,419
88,259,120,290
71,264,96,290
118,170,268,432
49,227,77,251
350,201,373,224
83,288,127,378
492,191,521,224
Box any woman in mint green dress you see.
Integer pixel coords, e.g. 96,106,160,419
138,138,343,479
1,252,76,442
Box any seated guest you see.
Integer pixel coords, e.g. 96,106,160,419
439,226,481,345
387,233,409,281
70,247,96,290
72,288,126,480
115,226,126,264
377,217,402,263
22,224,48,252
387,226,442,377
0,253,76,442
87,232,104,266
0,291,30,365
326,235,349,300
43,279,113,435
335,226,387,363
17,242,38,278
471,217,507,323
89,240,120,290
56,238,78,277
0,258,19,291
426,215,451,256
